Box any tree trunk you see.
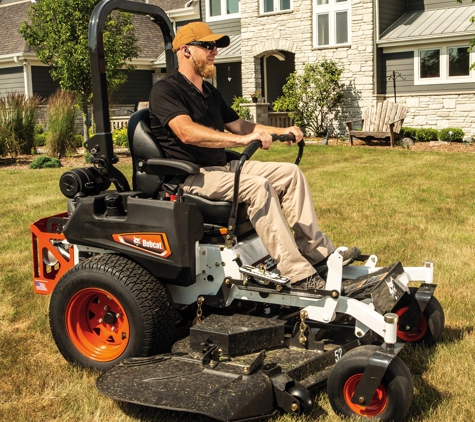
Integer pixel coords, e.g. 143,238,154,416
82,103,90,144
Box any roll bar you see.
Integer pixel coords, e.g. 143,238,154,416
85,0,177,191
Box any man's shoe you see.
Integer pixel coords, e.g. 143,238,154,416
314,247,361,270
292,273,326,290
340,247,361,266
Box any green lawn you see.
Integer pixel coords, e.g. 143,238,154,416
1,144,475,421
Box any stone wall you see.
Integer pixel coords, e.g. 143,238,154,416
240,0,376,135
390,93,475,139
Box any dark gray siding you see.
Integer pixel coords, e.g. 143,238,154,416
216,62,242,105
383,52,413,98
208,18,241,36
200,0,241,35
407,0,425,11
378,0,407,35
31,66,61,100
112,70,154,105
384,51,475,95
0,66,24,96
376,48,385,94
408,0,471,11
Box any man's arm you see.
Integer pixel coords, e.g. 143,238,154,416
168,115,274,149
225,118,304,144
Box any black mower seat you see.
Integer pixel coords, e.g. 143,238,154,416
127,108,249,227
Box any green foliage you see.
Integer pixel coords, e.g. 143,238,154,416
456,0,475,70
231,96,252,120
112,127,129,148
0,93,40,156
29,155,62,169
19,0,140,140
415,127,438,142
272,58,344,136
250,90,261,100
46,90,77,156
73,134,84,148
34,133,47,147
400,126,417,140
438,127,465,142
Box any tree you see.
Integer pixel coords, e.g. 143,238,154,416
273,58,344,136
19,0,140,142
456,0,475,69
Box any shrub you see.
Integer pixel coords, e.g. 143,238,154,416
0,92,40,156
416,127,438,142
29,155,61,169
72,134,84,148
112,127,129,148
34,132,47,147
272,58,344,136
438,127,464,142
231,96,251,120
46,90,77,156
400,126,417,140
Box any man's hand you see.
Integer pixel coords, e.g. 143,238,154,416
242,130,273,150
283,126,304,145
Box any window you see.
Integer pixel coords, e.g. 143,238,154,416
420,49,440,79
448,46,470,77
416,45,472,85
261,0,292,14
206,0,240,21
313,0,350,47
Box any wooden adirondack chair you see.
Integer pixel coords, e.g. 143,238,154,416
345,101,408,147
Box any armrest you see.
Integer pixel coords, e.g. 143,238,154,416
388,118,405,132
389,117,405,125
141,158,200,176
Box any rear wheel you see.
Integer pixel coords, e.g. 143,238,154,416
49,254,175,370
327,345,413,421
394,287,444,344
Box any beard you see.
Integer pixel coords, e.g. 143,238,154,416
192,55,216,79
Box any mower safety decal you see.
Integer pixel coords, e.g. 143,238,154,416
112,233,171,258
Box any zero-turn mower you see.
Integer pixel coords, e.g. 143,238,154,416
31,1,444,421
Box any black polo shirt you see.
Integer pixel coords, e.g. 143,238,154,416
149,70,239,167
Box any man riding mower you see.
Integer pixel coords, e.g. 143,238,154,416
31,1,444,421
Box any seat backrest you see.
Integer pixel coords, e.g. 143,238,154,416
362,101,408,133
127,108,165,198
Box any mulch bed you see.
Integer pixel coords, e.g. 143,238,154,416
2,139,474,170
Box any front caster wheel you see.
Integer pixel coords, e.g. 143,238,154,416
327,345,413,421
394,287,444,344
287,384,314,415
49,254,175,370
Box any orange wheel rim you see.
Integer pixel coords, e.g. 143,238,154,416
343,374,388,417
65,288,130,362
396,306,428,342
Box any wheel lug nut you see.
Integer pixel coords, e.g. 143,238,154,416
104,305,109,311
111,326,115,331
116,313,121,318
98,318,103,323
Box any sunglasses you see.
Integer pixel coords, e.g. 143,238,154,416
187,41,218,51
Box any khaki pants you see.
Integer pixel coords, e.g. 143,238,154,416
183,160,335,283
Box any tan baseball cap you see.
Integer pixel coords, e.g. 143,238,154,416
172,22,230,52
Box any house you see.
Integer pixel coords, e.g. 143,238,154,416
377,1,475,137
234,0,475,136
0,0,183,112
1,0,475,136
